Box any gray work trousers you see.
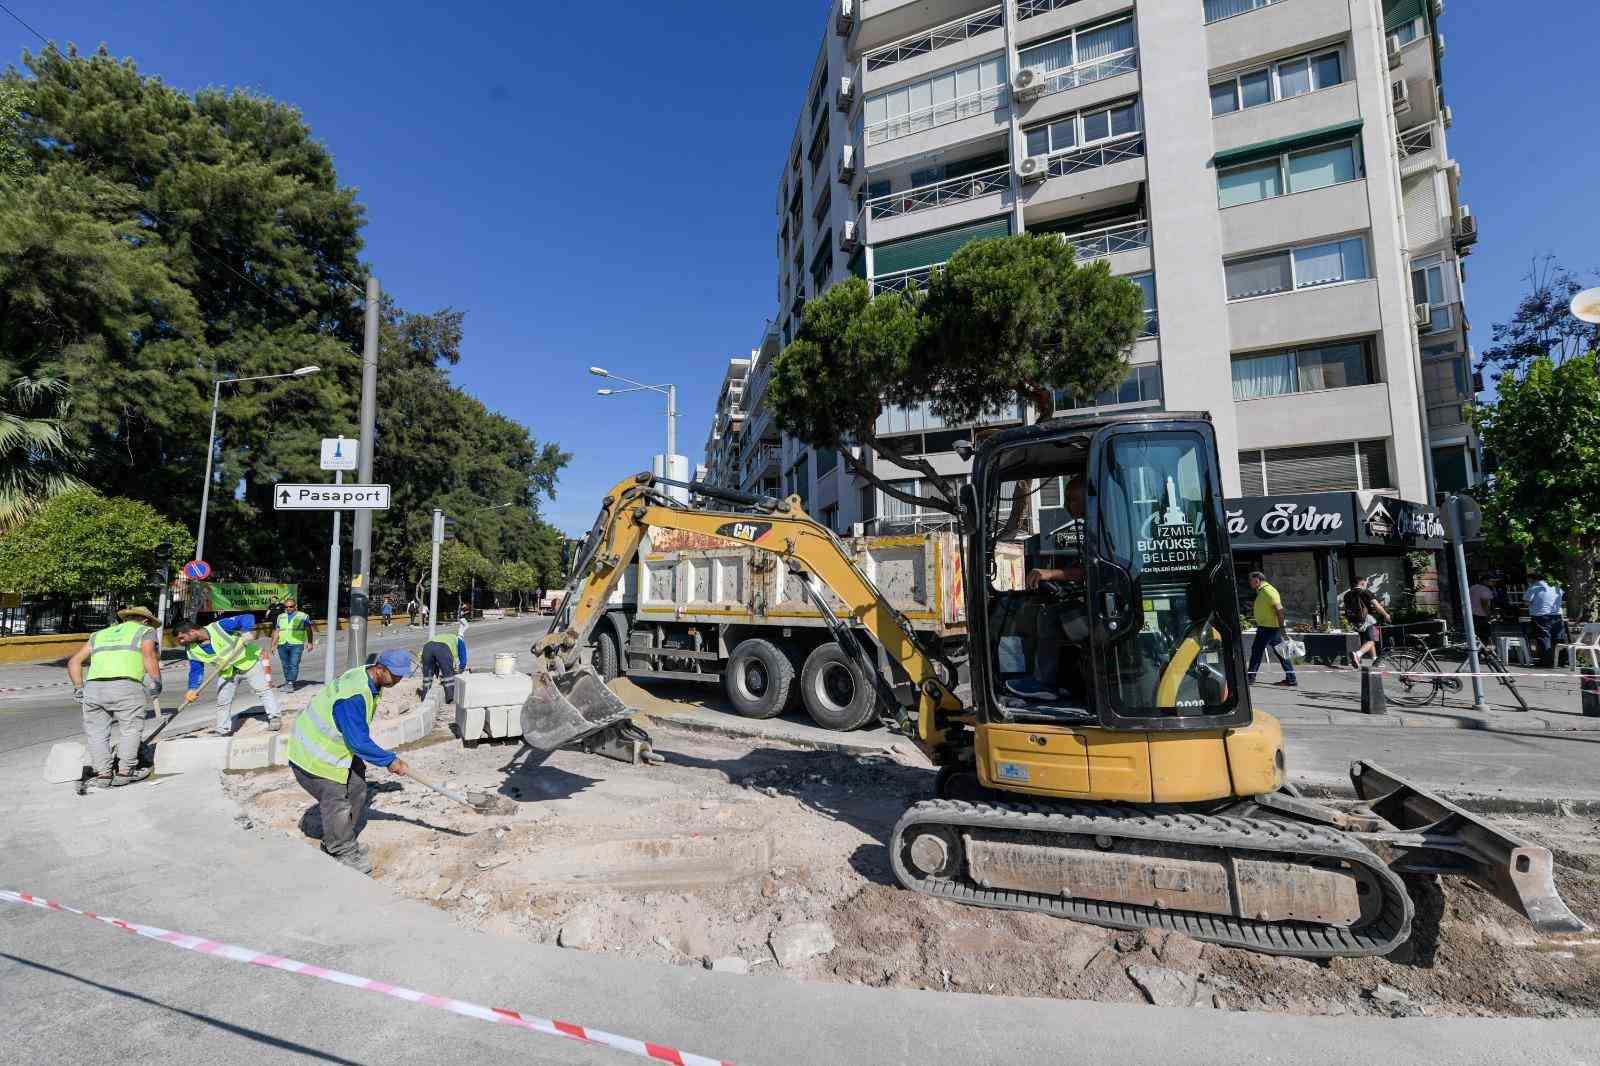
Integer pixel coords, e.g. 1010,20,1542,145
213,659,281,733
82,679,148,776
291,758,368,858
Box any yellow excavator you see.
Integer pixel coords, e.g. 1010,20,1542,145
525,411,1585,958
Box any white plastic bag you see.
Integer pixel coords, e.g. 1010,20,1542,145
1282,638,1307,660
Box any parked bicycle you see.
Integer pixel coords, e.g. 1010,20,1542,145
1372,638,1530,711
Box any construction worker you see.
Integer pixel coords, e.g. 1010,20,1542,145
420,628,467,703
286,650,413,874
267,595,315,690
176,614,281,735
66,606,163,789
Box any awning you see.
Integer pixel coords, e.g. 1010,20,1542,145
1212,119,1364,169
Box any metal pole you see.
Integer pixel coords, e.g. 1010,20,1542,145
349,276,380,667
1452,518,1488,712
323,470,343,681
428,508,441,641
190,379,222,622
666,383,677,465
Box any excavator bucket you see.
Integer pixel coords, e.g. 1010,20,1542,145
1350,761,1588,936
521,660,637,751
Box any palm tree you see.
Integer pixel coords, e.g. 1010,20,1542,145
0,368,85,532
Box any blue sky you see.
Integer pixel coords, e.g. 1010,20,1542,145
6,1,1599,534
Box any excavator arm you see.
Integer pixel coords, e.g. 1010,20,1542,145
523,473,966,757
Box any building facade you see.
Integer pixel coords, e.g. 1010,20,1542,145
723,0,1475,534
702,356,751,490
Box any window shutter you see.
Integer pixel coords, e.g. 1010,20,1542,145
1238,451,1265,496
1403,175,1440,244
873,217,1011,275
1263,442,1358,493
1356,440,1392,490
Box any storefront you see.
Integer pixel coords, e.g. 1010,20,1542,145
1225,492,1446,633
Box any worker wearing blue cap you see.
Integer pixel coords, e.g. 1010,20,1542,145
285,649,415,874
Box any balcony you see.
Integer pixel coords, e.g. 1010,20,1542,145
1396,122,1444,178
871,262,943,295
1212,82,1360,159
1227,277,1380,352
1058,218,1150,263
862,85,1010,168
1219,179,1370,258
1427,402,1468,430
863,165,1012,244
1021,134,1147,216
856,0,997,55
1206,0,1350,72
862,6,1003,92
741,442,781,487
1391,35,1439,124
1015,0,1130,45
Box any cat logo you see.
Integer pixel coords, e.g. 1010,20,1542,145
715,520,772,543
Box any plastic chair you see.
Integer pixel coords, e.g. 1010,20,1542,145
1554,622,1600,672
1496,636,1530,667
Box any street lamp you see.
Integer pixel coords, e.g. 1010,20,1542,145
194,365,322,567
589,366,678,470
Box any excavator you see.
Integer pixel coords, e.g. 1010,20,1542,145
525,411,1585,958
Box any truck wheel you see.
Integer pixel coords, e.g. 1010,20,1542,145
724,638,794,719
800,642,876,731
593,630,621,682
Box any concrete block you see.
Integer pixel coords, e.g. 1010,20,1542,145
269,734,293,766
153,736,232,775
487,704,512,738
456,670,532,710
455,703,487,744
401,708,428,743
370,720,404,750
44,741,89,783
225,734,274,771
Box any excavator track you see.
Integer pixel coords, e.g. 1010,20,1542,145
890,798,1415,959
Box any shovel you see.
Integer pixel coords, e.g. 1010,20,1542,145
404,765,516,815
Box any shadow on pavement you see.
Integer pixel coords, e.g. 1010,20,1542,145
1,953,371,1066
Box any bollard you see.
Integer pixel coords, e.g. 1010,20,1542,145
1360,666,1387,716
1583,668,1600,718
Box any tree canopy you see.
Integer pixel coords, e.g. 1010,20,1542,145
0,490,191,597
1478,257,1599,384
768,234,1144,518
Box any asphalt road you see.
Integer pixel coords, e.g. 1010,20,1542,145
0,614,552,758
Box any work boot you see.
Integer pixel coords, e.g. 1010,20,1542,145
267,716,282,733
332,848,374,875
114,766,153,786
86,772,115,791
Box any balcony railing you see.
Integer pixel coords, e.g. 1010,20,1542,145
1016,0,1083,19
1427,402,1467,429
1203,0,1285,24
1036,50,1138,99
864,6,1003,73
1396,123,1436,159
864,84,1009,147
741,442,780,483
1059,218,1150,262
871,262,944,295
1046,133,1145,178
867,165,1010,220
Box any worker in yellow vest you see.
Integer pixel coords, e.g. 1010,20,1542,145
266,595,315,690
175,613,282,735
286,650,413,873
66,606,163,788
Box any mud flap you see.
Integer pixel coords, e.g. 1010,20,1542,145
1350,760,1588,936
521,662,638,751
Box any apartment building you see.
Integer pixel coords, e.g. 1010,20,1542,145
702,356,751,490
726,0,1476,536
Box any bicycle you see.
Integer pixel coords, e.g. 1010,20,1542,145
1372,638,1530,711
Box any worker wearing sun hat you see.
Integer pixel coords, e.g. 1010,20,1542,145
66,606,164,789
286,649,414,874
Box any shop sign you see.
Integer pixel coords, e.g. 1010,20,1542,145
1225,493,1355,549
1356,497,1445,548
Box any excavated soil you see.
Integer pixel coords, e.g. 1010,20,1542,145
226,721,1600,1018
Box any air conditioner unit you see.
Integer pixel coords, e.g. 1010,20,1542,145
1390,79,1410,112
1432,0,1445,16
1456,206,1478,247
836,0,855,36
836,75,856,112
1016,155,1050,182
840,220,859,251
1386,38,1402,67
1012,67,1049,100
1414,302,1433,329
838,143,856,181
1441,104,1453,129
1435,33,1446,59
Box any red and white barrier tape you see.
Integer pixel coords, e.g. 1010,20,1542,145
1,888,732,1066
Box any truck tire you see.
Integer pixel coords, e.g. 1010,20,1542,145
724,638,794,719
593,629,621,683
800,642,877,731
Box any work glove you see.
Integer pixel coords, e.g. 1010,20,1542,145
73,687,84,701
183,690,200,704
143,676,163,697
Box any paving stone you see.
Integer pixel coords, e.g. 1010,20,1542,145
708,957,749,975
153,736,232,775
43,741,89,783
226,735,274,771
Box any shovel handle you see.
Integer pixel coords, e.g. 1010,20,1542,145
404,765,470,806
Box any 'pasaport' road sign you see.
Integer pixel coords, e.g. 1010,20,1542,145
273,483,390,510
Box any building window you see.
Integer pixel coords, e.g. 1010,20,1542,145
863,55,1007,146
810,236,833,292
1388,18,1423,49
1055,363,1163,412
815,446,838,476
1238,440,1391,495
1432,446,1470,493
1217,139,1361,208
1130,271,1158,337
1232,339,1374,400
1411,253,1457,333
1210,48,1344,116
1225,236,1369,299
1016,15,1137,95
1204,0,1284,24
1023,98,1140,159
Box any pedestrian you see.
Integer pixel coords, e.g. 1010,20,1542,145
406,597,419,627
66,606,163,788
1246,571,1298,687
380,595,394,628
285,650,413,874
267,595,315,690
419,601,429,629
1526,572,1568,669
421,628,468,703
176,613,281,735
1343,575,1391,668
1468,575,1495,643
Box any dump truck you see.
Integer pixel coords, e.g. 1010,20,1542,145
585,526,1022,729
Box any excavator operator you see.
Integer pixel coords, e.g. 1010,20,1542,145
1006,474,1090,706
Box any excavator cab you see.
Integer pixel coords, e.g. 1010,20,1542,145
964,412,1250,734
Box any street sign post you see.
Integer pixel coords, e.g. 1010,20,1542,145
182,559,212,581
1446,494,1488,713
320,436,359,472
273,484,391,510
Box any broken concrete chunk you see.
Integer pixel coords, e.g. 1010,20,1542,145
557,915,598,950
708,957,750,975
1126,964,1199,1008
426,877,452,900
1368,984,1411,1012
769,921,836,968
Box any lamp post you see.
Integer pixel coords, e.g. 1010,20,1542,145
590,366,677,473
194,366,321,566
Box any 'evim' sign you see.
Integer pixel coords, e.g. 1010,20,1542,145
1228,501,1344,540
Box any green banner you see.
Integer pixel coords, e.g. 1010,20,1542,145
196,582,296,613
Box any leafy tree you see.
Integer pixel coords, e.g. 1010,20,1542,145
496,560,539,610
1478,257,1599,383
410,539,494,597
0,490,192,597
768,234,1144,523
0,80,27,181
1474,353,1600,620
